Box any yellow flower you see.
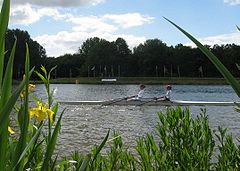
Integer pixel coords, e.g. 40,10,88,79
8,126,15,134
20,74,36,98
20,84,36,98
29,101,54,123
28,84,36,92
47,110,54,123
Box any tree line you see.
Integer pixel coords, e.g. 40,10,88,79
5,29,240,79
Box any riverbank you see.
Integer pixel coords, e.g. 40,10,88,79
28,77,239,85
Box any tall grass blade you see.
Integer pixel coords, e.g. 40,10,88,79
164,17,240,97
92,129,110,163
0,68,34,135
12,124,43,170
0,38,16,169
12,43,31,171
0,0,10,89
78,154,91,171
41,109,65,171
50,154,58,171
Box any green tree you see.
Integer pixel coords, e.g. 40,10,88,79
134,39,169,76
5,29,46,79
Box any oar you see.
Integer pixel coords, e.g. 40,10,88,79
137,97,157,106
103,96,132,106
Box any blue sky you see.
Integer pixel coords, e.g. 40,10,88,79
6,0,240,57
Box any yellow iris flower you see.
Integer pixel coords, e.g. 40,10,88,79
20,83,36,98
29,101,54,123
8,126,15,134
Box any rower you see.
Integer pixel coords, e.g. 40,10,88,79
127,84,146,101
155,85,172,101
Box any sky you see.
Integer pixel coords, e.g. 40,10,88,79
4,0,240,57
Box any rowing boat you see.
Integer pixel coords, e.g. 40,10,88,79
58,98,239,106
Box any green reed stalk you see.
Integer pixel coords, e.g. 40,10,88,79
0,0,9,90
0,36,15,170
164,17,240,97
41,109,64,171
11,43,31,171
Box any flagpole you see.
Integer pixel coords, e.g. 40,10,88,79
155,65,158,77
111,65,114,77
88,66,90,77
118,65,120,77
177,65,180,77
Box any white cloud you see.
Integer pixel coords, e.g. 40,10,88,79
185,32,240,47
10,4,70,25
67,13,154,33
10,4,41,25
9,0,105,7
224,0,240,5
103,13,154,28
34,31,146,57
69,16,117,33
7,3,153,57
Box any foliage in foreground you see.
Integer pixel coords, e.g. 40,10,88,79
54,107,238,171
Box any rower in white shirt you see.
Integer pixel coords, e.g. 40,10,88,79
127,84,146,101
155,85,172,101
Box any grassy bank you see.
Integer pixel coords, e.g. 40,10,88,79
30,77,240,85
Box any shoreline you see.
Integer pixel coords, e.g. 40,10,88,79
25,77,240,85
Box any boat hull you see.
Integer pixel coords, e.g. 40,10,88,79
58,99,238,106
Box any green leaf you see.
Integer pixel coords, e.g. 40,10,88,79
48,65,57,82
35,71,47,85
51,103,59,123
92,129,110,163
0,0,10,91
0,68,34,136
12,124,43,170
12,43,31,171
0,39,16,107
164,17,240,97
41,109,65,171
79,154,91,171
236,64,240,71
40,65,47,78
0,36,16,169
237,25,240,31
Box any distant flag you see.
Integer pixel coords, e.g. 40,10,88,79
163,65,168,76
177,65,180,77
198,66,203,77
111,65,114,77
91,66,95,71
104,65,107,77
155,65,158,77
118,65,121,77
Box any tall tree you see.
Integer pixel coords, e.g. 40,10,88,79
5,29,46,79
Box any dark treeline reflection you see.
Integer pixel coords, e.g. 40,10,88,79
5,29,240,79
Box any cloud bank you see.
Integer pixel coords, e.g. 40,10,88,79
224,0,240,5
185,32,240,47
34,31,146,57
8,2,153,57
10,0,105,7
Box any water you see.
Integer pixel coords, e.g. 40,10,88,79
32,84,240,157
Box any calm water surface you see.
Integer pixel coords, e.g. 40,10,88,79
33,84,240,157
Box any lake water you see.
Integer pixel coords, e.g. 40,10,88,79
33,84,240,157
